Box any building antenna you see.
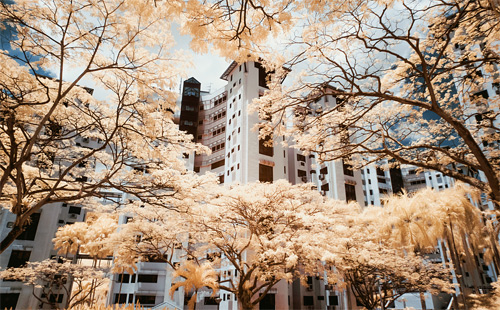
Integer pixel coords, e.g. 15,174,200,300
208,83,212,93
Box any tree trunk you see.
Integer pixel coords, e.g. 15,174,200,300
440,240,460,309
419,291,427,310
447,221,469,310
238,291,254,310
0,225,24,253
239,301,254,310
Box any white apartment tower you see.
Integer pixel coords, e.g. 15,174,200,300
193,61,287,184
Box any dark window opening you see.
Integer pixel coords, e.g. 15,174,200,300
117,274,130,283
204,297,219,305
135,295,156,305
259,134,274,157
49,294,64,303
16,213,41,241
303,296,314,306
259,164,273,183
329,295,339,306
211,159,225,170
68,206,81,215
255,62,271,88
376,167,385,176
345,184,357,202
0,293,20,309
343,160,354,176
137,274,158,283
8,250,31,268
296,154,306,162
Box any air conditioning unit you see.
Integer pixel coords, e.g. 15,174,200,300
69,214,78,219
301,176,307,182
319,175,325,180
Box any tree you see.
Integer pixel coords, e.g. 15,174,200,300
52,212,119,308
0,0,215,253
169,261,219,310
188,180,354,310
253,0,500,204
329,242,452,310
0,259,109,309
471,280,500,310
363,184,498,308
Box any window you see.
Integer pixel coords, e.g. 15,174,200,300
296,154,306,162
303,296,314,306
321,183,329,191
138,274,158,283
343,160,354,176
117,274,130,283
306,276,313,289
68,206,81,215
0,293,19,310
255,62,270,88
259,134,274,156
204,297,219,305
329,295,339,306
211,159,225,170
410,179,426,186
135,295,155,305
345,184,357,202
49,294,64,304
376,167,385,176
8,250,31,268
16,213,40,241
259,164,273,183
298,170,306,177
